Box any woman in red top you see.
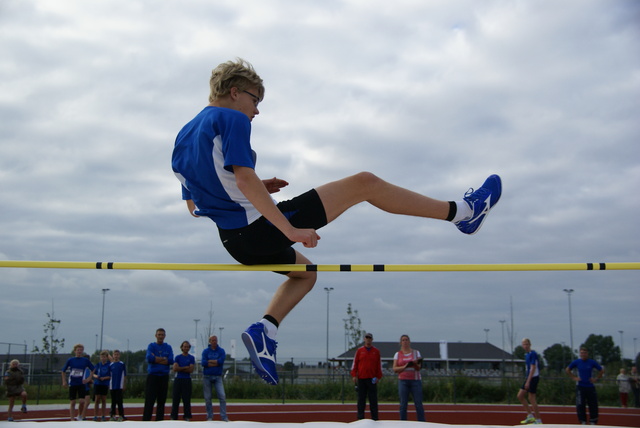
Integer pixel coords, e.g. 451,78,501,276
393,335,426,421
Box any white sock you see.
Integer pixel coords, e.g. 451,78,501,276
452,201,473,223
260,318,278,339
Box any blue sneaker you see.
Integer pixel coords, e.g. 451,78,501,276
455,174,502,235
242,322,279,385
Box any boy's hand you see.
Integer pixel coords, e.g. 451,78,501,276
287,228,320,248
263,177,289,194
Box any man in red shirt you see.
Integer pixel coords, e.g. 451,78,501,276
351,333,383,420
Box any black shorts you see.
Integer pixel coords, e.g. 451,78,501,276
69,384,87,400
94,384,109,396
219,189,327,268
521,376,539,394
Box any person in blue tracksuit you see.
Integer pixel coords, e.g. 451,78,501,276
109,349,127,421
142,328,174,421
566,347,604,425
171,340,195,421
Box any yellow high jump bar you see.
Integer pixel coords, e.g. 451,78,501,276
0,260,638,272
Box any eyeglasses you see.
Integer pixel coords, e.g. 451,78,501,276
242,90,260,107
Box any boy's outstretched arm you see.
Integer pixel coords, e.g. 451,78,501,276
234,166,319,248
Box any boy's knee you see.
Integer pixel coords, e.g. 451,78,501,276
354,171,379,186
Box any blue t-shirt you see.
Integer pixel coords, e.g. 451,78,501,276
94,361,111,386
146,342,174,376
174,354,196,379
109,361,127,390
568,358,603,388
62,357,95,386
172,106,269,230
525,350,540,378
201,345,226,376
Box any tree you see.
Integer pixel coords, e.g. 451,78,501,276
33,308,65,372
582,334,620,365
345,303,365,350
543,343,576,372
513,345,525,360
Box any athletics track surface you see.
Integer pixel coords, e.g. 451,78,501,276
1,403,638,426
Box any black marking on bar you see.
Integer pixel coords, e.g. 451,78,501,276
96,262,103,269
587,263,593,270
307,265,317,271
108,262,114,269
600,263,606,270
373,265,385,271
340,265,351,271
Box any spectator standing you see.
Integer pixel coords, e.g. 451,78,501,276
566,346,604,425
351,332,383,420
201,335,229,421
517,338,542,424
393,334,425,421
171,340,195,421
616,368,631,408
109,349,127,421
630,366,640,408
80,364,93,420
143,328,174,421
61,344,95,421
93,350,111,421
4,359,28,422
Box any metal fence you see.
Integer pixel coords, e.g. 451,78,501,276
2,370,625,408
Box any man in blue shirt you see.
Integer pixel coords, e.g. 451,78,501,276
201,335,228,421
566,346,604,425
143,328,174,421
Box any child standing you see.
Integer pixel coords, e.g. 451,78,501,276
61,344,94,421
109,349,127,421
93,351,111,421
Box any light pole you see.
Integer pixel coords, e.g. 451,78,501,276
194,319,200,345
484,328,490,343
619,330,624,361
219,327,224,346
563,289,574,353
343,318,349,352
100,288,110,351
499,320,506,376
324,287,334,375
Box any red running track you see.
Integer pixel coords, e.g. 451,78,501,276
2,402,639,426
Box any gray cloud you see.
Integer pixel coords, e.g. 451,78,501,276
1,0,638,363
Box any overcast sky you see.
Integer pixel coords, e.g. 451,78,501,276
1,0,639,366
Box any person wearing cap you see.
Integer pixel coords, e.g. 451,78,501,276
351,332,383,420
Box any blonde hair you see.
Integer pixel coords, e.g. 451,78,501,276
522,338,531,345
100,350,110,357
10,359,19,366
209,58,264,103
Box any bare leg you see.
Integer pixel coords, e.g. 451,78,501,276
517,389,531,415
529,393,540,420
265,173,448,324
264,250,316,323
69,400,76,421
8,396,15,419
315,172,450,223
